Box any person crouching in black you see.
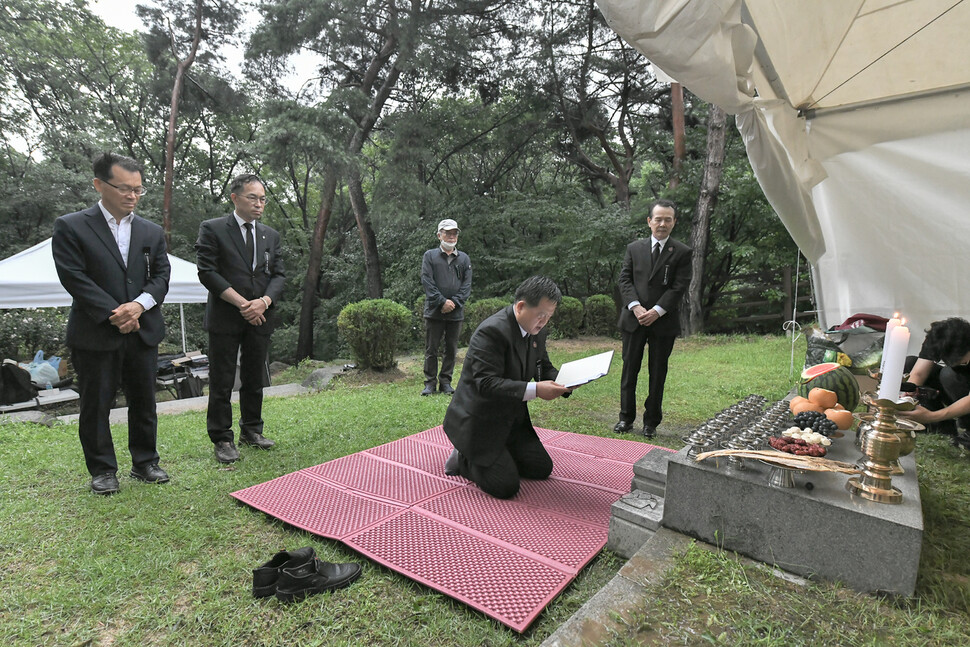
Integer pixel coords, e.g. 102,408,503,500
899,317,970,447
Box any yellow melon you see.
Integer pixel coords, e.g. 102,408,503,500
792,399,825,415
825,408,854,430
808,387,838,410
788,395,809,413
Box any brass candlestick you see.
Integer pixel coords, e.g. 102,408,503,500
854,413,920,475
845,393,916,504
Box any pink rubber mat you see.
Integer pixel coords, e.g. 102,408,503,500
231,427,672,632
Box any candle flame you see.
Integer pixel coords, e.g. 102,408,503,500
893,311,900,318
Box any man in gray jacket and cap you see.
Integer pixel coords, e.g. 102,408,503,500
420,219,472,395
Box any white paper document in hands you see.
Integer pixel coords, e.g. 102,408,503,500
554,350,614,388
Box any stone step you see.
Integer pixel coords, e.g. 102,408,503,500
631,474,665,497
630,447,672,496
606,490,665,559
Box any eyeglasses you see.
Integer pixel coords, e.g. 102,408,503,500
103,180,147,196
244,194,268,205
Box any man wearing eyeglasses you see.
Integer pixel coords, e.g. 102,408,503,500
441,276,573,499
52,152,172,495
420,219,472,396
195,174,286,464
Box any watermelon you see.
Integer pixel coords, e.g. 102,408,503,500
797,362,861,412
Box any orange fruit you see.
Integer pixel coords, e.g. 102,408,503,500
825,408,853,430
792,399,825,415
788,395,809,413
808,387,838,410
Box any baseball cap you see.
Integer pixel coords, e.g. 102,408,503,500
437,219,460,232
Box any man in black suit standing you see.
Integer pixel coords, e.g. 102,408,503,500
442,276,573,499
196,174,285,463
614,199,693,438
52,152,171,495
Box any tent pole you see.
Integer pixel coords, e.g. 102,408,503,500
180,303,187,354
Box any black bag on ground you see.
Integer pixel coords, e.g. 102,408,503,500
1,361,39,405
176,375,204,399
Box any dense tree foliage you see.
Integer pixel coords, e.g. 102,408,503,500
0,0,799,362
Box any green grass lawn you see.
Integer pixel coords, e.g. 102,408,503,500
1,334,968,646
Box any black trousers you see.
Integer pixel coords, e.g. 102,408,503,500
456,414,553,499
619,325,677,428
207,328,270,443
72,336,159,476
423,318,462,387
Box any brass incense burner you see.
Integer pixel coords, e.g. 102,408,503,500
845,393,916,504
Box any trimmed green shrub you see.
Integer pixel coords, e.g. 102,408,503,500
459,298,508,346
550,296,583,338
337,299,412,370
584,294,618,337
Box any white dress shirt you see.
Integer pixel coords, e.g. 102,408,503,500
98,202,156,311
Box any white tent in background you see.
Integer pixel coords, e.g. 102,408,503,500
0,238,208,352
595,0,970,345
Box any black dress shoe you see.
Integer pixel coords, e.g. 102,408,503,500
276,558,362,602
444,448,461,476
130,463,170,483
421,384,435,396
613,421,634,434
253,546,316,598
214,440,240,463
439,383,455,395
641,425,657,438
91,472,120,495
240,432,275,449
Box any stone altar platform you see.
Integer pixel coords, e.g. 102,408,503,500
660,436,923,597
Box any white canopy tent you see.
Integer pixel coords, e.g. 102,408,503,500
0,238,208,352
596,0,970,346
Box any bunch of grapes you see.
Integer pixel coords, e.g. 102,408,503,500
792,410,839,436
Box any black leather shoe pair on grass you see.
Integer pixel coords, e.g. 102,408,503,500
91,464,169,495
253,547,362,602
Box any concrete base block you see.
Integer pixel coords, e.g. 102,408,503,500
607,514,655,559
631,474,665,497
606,491,664,558
628,449,671,495
662,443,923,596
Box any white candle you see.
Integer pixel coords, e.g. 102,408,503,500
877,324,910,401
879,313,901,374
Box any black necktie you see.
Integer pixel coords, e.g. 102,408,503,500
523,334,532,379
244,222,254,270
652,241,661,265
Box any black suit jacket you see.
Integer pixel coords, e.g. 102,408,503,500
617,236,693,336
52,205,170,351
443,306,558,467
195,215,285,336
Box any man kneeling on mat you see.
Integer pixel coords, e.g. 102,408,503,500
442,276,573,499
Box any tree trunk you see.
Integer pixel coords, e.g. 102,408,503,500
684,103,727,335
347,166,382,298
669,83,686,189
161,0,202,248
296,168,339,361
